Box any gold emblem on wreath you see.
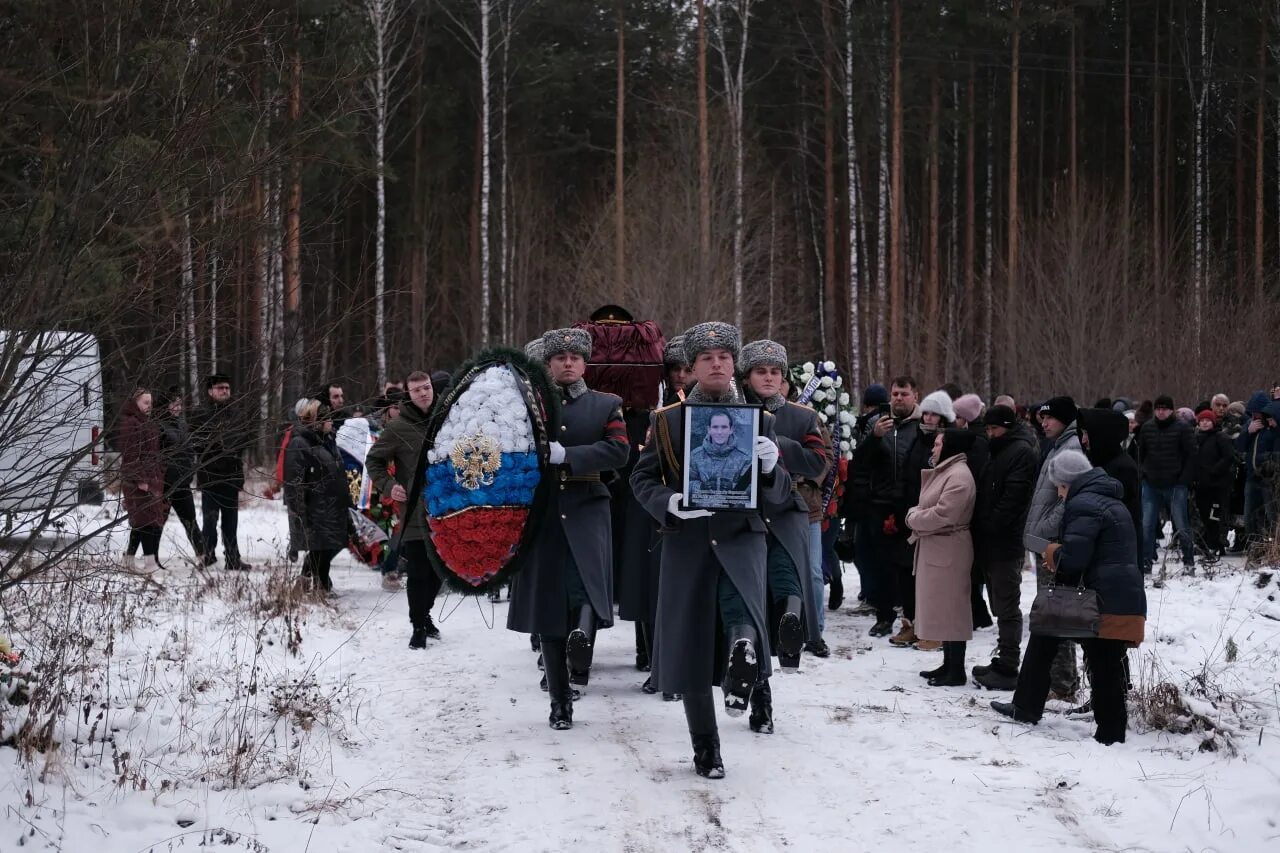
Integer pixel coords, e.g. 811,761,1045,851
450,432,502,490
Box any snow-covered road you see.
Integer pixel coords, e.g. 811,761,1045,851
2,500,1278,852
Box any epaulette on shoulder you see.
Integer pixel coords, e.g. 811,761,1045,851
594,390,624,406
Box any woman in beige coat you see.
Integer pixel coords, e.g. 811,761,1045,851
907,429,978,686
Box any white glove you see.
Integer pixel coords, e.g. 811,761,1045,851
755,436,780,474
548,442,566,465
667,492,713,520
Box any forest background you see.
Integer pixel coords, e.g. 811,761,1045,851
6,0,1280,445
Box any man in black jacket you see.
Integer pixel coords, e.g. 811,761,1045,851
366,371,440,648
1137,394,1197,574
843,376,929,643
1192,409,1235,556
190,373,255,570
971,405,1039,690
1079,408,1142,565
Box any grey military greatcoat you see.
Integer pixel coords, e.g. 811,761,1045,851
508,388,629,636
630,402,793,695
764,401,831,642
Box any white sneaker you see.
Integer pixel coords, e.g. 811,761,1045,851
138,556,161,575
381,572,403,591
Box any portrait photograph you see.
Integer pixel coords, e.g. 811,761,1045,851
681,402,762,511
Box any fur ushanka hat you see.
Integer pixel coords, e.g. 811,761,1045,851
738,339,788,374
539,328,592,361
682,321,741,362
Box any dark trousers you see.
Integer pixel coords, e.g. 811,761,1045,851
1035,558,1079,694
854,517,896,622
133,525,162,557
895,556,916,622
717,569,752,629
765,537,803,602
200,482,242,566
168,484,204,556
302,549,339,590
1194,489,1227,553
981,554,1025,667
1013,634,1130,744
402,539,443,628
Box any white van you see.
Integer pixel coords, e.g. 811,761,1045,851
0,330,104,531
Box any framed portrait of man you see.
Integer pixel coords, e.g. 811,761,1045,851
681,402,762,511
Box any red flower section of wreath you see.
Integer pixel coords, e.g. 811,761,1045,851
430,507,528,585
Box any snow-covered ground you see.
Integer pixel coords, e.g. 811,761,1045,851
1,498,1279,852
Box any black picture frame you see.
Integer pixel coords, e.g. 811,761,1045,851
681,402,762,511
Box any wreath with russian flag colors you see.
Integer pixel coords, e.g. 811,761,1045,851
403,347,561,595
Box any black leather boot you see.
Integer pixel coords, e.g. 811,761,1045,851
567,605,596,687
748,679,773,734
723,624,759,716
541,636,574,730
683,691,724,779
929,641,968,687
776,596,804,671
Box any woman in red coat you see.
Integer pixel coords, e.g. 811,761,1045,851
118,389,169,572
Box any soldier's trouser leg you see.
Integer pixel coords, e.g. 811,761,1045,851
565,551,596,685
766,538,804,666
765,538,803,600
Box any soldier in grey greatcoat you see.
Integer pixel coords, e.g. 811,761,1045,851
618,334,692,700
739,340,831,735
630,322,791,779
508,328,629,731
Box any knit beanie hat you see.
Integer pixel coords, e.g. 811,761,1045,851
1047,449,1094,487
540,328,592,361
682,321,741,361
738,339,788,374
1196,409,1218,425
920,390,956,423
1176,407,1196,424
663,334,689,368
1154,394,1175,410
982,404,1017,430
953,393,984,424
1038,395,1079,426
862,383,889,407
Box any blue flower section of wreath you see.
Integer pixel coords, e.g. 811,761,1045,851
424,451,540,516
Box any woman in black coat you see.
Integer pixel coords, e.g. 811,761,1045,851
1193,409,1235,555
284,401,352,591
993,451,1146,745
155,387,204,560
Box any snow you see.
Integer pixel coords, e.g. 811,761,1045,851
2,500,1279,852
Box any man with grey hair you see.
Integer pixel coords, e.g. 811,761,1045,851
509,328,630,731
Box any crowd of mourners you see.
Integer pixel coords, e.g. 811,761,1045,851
111,333,1280,775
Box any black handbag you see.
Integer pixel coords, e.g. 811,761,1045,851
1029,578,1100,639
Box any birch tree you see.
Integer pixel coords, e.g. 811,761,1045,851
709,0,755,330
180,194,197,395
875,0,889,378
362,0,410,387
843,0,864,385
